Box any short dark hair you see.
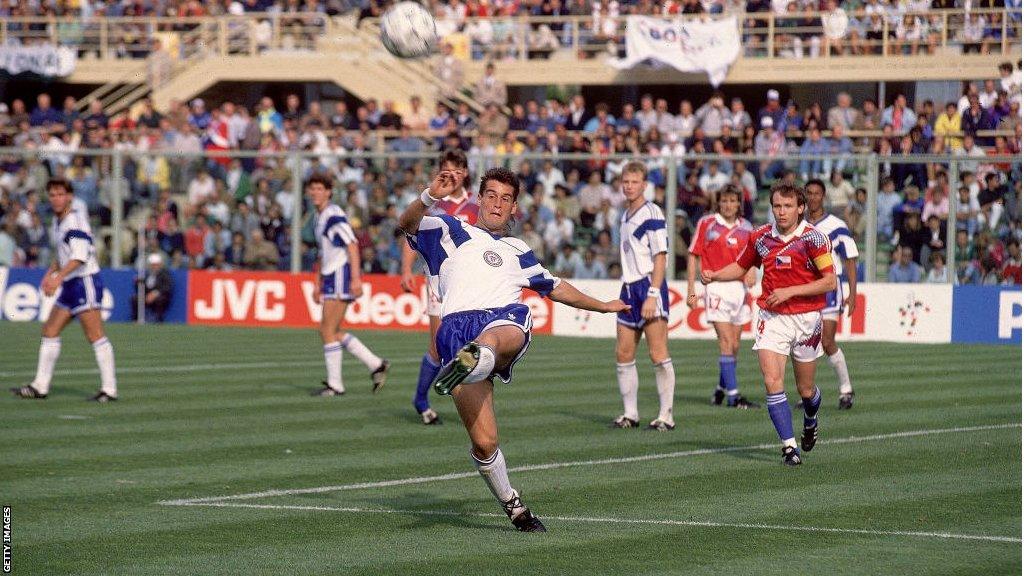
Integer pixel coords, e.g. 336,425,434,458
439,148,468,170
478,167,521,201
305,174,333,190
770,183,807,208
46,178,72,194
805,178,826,194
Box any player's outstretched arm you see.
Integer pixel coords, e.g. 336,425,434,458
549,280,630,313
398,170,459,235
702,262,748,284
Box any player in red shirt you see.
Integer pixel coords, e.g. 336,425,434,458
702,184,836,466
400,149,477,425
686,185,759,409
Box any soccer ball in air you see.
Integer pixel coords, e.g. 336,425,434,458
379,1,438,59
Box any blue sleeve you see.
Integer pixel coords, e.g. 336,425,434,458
517,249,561,297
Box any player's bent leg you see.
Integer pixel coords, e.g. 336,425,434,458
79,310,118,402
12,307,72,399
413,315,443,421
758,349,800,465
793,359,821,453
434,326,526,396
451,378,546,532
613,324,642,428
643,319,675,431
315,300,348,396
340,330,390,393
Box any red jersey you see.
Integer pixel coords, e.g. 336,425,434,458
737,221,834,315
432,193,478,225
689,214,753,273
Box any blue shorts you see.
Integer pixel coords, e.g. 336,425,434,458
617,277,669,329
822,281,845,317
56,274,104,316
436,303,532,385
320,264,353,301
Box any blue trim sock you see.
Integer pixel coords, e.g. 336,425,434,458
720,355,738,405
413,353,441,413
802,386,822,428
766,391,797,449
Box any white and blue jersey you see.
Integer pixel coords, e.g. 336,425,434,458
52,210,103,315
407,214,560,383
811,214,859,316
316,204,357,301
617,201,669,328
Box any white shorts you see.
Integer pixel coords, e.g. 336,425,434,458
703,281,751,325
752,309,824,363
426,275,442,318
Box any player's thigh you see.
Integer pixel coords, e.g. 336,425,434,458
757,349,789,393
77,309,106,342
641,318,670,363
451,379,498,458
791,358,818,398
320,299,348,340
615,323,641,363
475,325,527,368
427,314,441,360
821,318,838,349
42,306,74,338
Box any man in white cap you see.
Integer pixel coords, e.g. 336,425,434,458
758,89,785,132
140,253,173,322
755,116,786,183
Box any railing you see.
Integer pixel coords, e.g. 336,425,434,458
0,147,1018,286
0,8,1018,63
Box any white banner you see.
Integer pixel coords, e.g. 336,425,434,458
0,43,76,77
608,16,740,86
552,280,953,344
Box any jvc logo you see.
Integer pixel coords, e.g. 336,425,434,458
193,279,286,321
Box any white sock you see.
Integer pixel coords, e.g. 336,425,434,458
828,349,853,395
32,337,61,395
92,337,117,397
341,334,382,371
324,342,344,392
654,359,675,423
473,448,523,517
616,361,639,421
465,344,496,382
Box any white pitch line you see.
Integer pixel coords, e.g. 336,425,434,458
157,422,1021,506
0,358,418,379
168,501,1021,544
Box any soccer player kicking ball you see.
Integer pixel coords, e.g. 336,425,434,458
804,179,858,410
613,162,677,431
11,179,118,402
400,167,628,532
307,175,390,397
702,184,836,466
400,149,477,425
686,185,760,409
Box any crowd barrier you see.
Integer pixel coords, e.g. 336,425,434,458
0,268,1018,345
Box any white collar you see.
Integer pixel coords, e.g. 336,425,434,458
772,220,809,242
714,213,739,228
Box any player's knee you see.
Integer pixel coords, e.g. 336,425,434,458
471,437,499,460
615,348,635,363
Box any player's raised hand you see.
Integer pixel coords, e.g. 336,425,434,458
602,299,631,314
428,169,459,200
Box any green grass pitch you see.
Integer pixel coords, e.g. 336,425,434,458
1,322,1020,575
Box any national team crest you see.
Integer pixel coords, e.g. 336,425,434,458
775,254,792,269
483,251,503,267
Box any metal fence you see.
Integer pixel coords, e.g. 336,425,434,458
0,147,1018,285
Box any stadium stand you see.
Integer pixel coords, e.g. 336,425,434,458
0,2,1020,286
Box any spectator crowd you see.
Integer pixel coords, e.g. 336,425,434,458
0,57,1020,285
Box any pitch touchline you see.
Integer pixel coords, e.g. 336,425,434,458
158,422,1021,506
0,358,418,378
165,502,1020,544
